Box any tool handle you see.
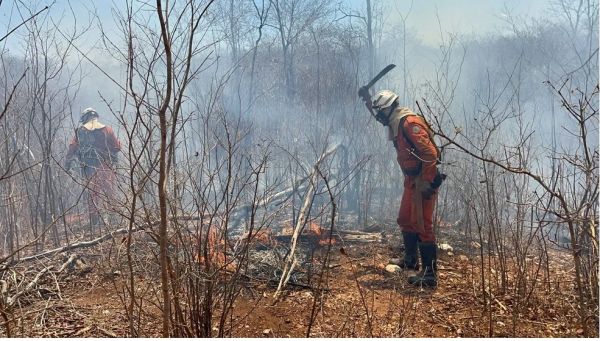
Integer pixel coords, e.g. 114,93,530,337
358,86,377,118
412,178,426,233
358,85,369,99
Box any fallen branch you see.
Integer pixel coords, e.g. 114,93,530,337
236,272,329,291
274,143,340,298
484,289,508,312
337,230,378,235
97,326,117,338
227,175,312,232
0,213,220,271
0,226,145,271
337,230,381,243
7,266,52,306
73,325,93,337
0,280,8,295
58,254,84,273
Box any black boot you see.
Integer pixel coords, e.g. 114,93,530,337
400,232,420,270
390,232,420,270
408,242,437,287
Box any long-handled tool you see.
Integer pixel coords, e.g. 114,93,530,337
358,64,396,117
412,177,426,234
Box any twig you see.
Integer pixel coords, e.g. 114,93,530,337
73,325,93,337
274,143,340,298
306,165,338,337
0,280,8,294
0,67,28,122
58,254,79,273
484,289,508,312
7,266,53,306
239,272,328,291
97,326,117,337
0,227,144,270
340,247,374,337
0,6,49,42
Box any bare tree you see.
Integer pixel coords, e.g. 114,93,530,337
269,0,331,100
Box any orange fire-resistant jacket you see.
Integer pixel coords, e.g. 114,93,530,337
66,122,121,175
389,108,439,183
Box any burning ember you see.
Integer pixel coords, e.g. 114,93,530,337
309,222,337,246
195,225,227,267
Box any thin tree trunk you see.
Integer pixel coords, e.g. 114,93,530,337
366,0,374,80
156,0,174,336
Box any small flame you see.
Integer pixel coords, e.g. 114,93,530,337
318,236,336,246
309,222,323,236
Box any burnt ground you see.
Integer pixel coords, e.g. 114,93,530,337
1,223,597,338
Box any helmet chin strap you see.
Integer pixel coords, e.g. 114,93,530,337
375,110,390,126
374,104,397,126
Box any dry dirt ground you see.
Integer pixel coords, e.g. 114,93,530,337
1,225,597,338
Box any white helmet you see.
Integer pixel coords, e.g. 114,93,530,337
372,90,398,110
80,107,98,122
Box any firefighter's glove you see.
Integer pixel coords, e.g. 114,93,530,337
420,182,436,200
358,86,372,109
358,86,369,100
431,171,447,189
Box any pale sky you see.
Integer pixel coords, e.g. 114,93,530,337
411,0,549,43
1,0,554,51
0,0,561,117
347,0,551,46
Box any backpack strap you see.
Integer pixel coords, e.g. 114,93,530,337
395,115,442,163
393,115,417,150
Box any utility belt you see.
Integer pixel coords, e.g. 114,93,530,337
401,164,422,177
77,149,118,176
402,166,446,189
79,148,117,164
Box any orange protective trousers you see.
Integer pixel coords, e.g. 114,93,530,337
397,177,437,243
85,164,116,216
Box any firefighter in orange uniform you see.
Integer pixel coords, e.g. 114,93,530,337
366,90,444,287
65,108,121,228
